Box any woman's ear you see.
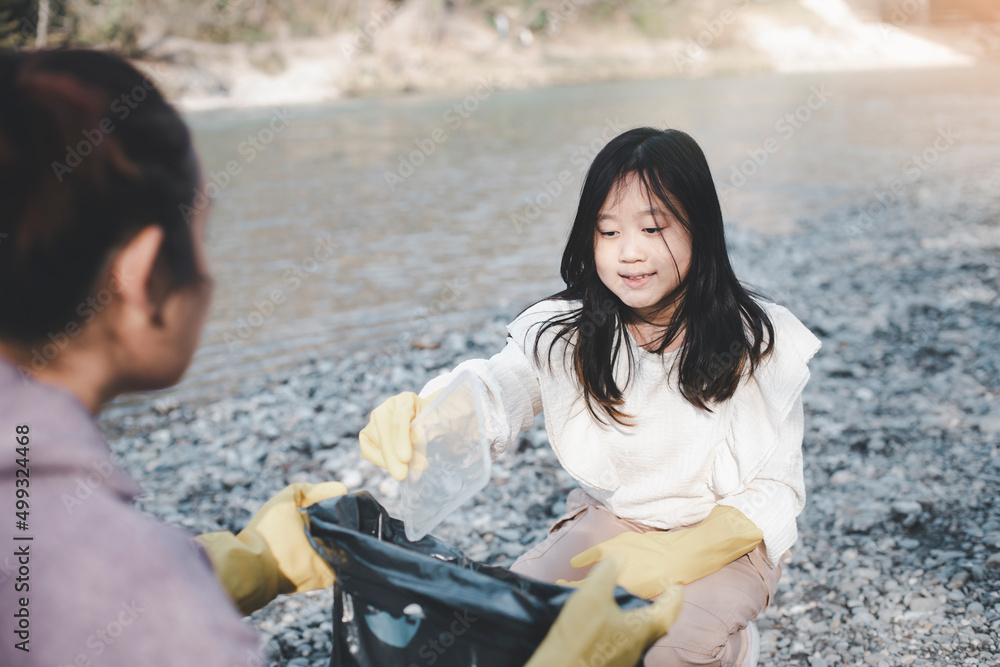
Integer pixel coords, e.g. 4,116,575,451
112,225,169,327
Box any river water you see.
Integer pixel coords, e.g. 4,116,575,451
110,63,1000,413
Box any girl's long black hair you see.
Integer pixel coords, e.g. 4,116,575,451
533,127,774,423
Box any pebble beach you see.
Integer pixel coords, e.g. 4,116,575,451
98,161,1000,666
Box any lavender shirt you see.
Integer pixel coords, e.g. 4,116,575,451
0,359,260,666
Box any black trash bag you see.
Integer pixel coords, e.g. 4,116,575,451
307,492,651,667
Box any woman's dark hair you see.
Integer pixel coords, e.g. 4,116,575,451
0,48,201,345
534,127,774,422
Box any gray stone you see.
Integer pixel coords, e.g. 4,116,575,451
986,553,1000,572
891,500,922,516
908,597,941,613
947,571,971,589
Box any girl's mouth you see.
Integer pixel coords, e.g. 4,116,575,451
621,272,655,288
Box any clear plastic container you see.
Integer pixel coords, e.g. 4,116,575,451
399,370,491,542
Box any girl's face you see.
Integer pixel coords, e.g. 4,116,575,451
594,176,691,323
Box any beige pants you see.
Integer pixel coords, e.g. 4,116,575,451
511,490,783,667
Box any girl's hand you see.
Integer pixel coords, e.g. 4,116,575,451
559,531,677,599
359,391,433,481
557,505,764,599
527,558,682,667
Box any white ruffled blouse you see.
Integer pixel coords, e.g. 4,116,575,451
420,299,822,566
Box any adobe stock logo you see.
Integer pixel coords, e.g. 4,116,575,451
50,73,165,182
407,610,478,666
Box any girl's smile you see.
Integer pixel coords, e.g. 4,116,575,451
620,271,656,288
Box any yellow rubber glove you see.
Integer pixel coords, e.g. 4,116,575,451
358,391,435,481
197,481,348,616
526,558,683,667
557,505,763,599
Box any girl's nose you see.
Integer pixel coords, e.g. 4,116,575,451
619,232,645,263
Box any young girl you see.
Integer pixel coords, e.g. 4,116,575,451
360,127,821,667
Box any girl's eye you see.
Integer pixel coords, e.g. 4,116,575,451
599,231,618,238
643,227,663,234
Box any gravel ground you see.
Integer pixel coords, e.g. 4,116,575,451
99,168,1000,666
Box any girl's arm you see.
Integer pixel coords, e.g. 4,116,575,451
715,395,807,567
419,336,544,460
559,396,806,598
360,302,564,478
558,505,763,599
359,335,544,479
709,302,816,567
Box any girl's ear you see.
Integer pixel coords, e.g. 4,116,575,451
112,225,170,326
